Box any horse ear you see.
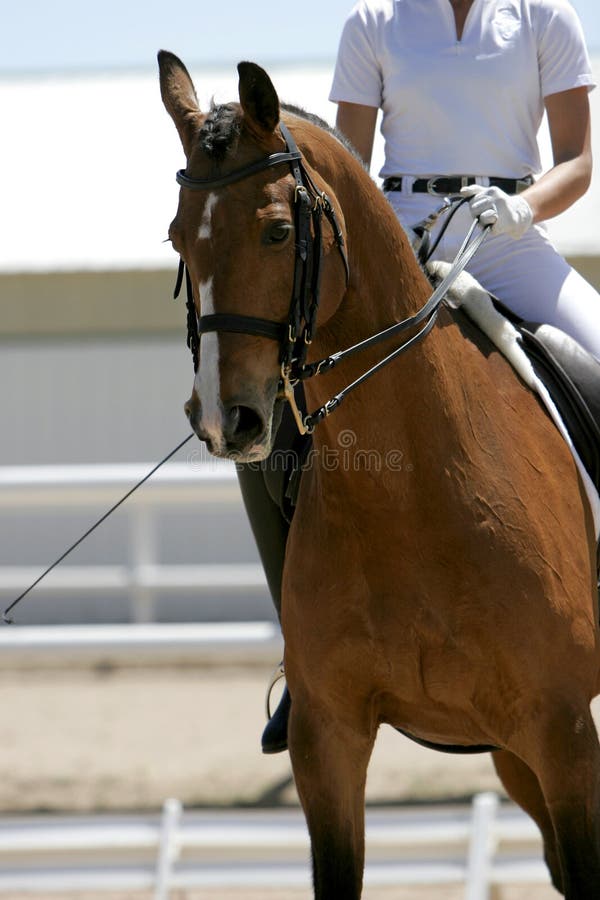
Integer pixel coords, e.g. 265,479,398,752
237,62,280,134
158,50,203,156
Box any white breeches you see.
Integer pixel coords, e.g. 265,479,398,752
387,192,600,361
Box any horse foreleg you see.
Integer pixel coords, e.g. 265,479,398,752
492,749,563,893
518,700,600,899
288,698,375,900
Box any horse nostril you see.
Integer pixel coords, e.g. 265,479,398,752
237,405,262,435
184,391,199,422
224,404,264,444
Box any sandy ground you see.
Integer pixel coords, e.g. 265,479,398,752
0,663,506,813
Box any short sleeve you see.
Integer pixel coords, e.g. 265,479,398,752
536,0,596,97
329,2,383,108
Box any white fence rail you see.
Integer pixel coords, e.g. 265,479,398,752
0,461,266,623
0,795,550,898
0,621,283,667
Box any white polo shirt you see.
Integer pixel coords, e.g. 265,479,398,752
329,0,595,179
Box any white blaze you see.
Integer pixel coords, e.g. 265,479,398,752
198,192,218,240
194,275,224,447
193,194,226,449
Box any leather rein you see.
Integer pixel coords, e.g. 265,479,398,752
173,121,490,435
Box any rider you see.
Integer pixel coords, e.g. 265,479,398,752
256,0,600,753
329,0,600,359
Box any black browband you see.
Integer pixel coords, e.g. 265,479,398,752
175,149,303,191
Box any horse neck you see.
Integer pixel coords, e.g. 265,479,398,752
287,115,432,339
303,139,448,446
328,155,431,338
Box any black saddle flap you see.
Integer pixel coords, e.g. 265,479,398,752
519,322,600,494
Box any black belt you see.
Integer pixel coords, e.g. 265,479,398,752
382,175,533,196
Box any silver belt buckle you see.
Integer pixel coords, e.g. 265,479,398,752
426,175,473,196
426,176,444,195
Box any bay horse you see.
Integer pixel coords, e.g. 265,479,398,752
158,51,600,899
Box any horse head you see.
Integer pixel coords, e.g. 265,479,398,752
158,51,349,461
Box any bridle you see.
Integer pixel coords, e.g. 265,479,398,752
174,120,490,434
173,121,349,434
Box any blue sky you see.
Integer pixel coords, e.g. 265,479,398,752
1,0,599,74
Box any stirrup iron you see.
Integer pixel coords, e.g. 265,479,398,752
265,661,286,720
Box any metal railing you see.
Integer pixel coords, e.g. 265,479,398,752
0,794,550,898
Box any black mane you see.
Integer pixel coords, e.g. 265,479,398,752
281,102,331,134
282,102,359,160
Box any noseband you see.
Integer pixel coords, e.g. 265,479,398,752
173,121,349,433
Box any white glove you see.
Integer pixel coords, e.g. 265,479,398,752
460,185,533,239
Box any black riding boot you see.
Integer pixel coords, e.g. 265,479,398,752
262,683,292,755
236,402,307,754
237,461,290,752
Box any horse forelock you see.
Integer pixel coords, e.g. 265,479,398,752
197,102,242,161
195,100,356,165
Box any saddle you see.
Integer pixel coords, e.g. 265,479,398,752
456,285,600,598
425,254,600,539
517,320,600,587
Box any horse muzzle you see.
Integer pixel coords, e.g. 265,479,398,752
184,391,274,462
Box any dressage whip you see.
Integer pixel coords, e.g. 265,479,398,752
1,433,195,625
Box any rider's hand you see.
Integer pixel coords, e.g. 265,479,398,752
460,185,533,239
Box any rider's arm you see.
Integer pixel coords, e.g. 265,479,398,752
335,101,379,169
521,86,592,224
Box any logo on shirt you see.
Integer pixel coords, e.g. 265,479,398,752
494,5,520,42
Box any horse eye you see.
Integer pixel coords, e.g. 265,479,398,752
265,222,292,245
